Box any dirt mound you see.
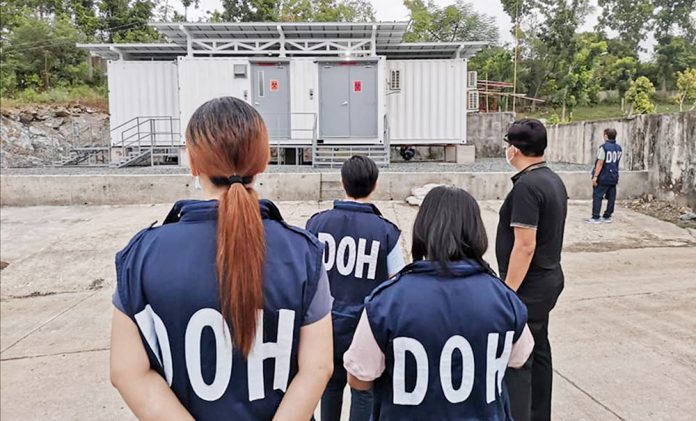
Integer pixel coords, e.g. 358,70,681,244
623,195,696,230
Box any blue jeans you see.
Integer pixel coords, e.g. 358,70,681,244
321,365,373,421
592,184,617,219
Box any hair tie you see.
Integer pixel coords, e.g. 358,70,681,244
209,175,253,187
228,175,245,185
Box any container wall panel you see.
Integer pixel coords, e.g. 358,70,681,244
289,58,318,144
177,57,251,141
386,59,468,145
107,61,180,145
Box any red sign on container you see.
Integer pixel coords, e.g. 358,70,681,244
353,80,362,92
270,80,279,92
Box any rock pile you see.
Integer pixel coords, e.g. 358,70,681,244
406,183,445,206
1,104,109,168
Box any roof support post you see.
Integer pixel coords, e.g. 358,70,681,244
455,44,465,59
109,45,124,60
277,24,286,57
180,24,193,57
371,24,377,56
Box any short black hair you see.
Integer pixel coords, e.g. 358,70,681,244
505,118,547,157
412,186,488,269
604,128,617,140
341,155,379,199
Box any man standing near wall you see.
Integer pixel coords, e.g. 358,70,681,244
496,119,568,421
587,128,622,223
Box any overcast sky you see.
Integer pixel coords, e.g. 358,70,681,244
178,0,653,57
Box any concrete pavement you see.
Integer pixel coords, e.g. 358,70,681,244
1,200,695,420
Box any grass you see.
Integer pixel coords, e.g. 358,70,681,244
516,102,683,122
1,85,108,112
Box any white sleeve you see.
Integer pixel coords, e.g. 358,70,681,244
508,324,535,368
344,310,386,381
386,239,406,276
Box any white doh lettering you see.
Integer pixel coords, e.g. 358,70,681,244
318,232,380,279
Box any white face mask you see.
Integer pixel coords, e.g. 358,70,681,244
194,175,202,190
505,145,516,168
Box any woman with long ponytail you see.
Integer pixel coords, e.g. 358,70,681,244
110,97,333,420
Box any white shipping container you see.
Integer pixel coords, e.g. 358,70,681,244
177,57,252,141
386,59,468,145
107,61,180,146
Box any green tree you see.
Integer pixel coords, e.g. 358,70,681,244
675,68,696,111
652,0,696,41
555,33,607,120
468,46,513,82
98,0,160,42
220,0,279,22
403,0,498,43
3,12,89,92
654,35,696,91
625,76,656,114
596,0,654,51
70,0,100,36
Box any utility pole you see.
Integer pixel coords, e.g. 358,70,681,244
512,0,520,114
43,50,49,89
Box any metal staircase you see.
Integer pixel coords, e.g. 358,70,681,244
311,115,391,168
56,116,180,167
110,117,180,168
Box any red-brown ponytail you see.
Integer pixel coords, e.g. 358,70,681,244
185,97,270,356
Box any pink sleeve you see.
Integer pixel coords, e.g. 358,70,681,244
343,310,386,381
508,324,535,368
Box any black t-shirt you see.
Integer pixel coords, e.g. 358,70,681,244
496,162,568,318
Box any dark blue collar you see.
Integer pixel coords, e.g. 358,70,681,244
606,139,616,143
333,200,382,216
164,199,283,223
402,259,490,278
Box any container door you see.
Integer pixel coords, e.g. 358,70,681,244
319,63,350,138
251,63,290,139
348,63,378,138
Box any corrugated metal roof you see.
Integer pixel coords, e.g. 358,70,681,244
150,22,409,43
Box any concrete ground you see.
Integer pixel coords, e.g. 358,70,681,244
1,200,695,420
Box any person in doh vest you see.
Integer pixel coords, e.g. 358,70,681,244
109,97,333,420
306,155,405,421
343,186,534,420
587,128,622,223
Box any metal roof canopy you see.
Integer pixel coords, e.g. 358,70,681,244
77,22,487,60
77,43,186,60
378,42,487,59
150,22,408,43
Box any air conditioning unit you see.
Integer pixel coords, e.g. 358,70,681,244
467,90,479,111
467,71,477,89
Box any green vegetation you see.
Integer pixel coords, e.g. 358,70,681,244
518,102,682,123
2,85,107,109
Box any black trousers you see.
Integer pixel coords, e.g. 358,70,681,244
505,314,553,421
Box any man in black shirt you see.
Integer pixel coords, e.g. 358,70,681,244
496,119,568,421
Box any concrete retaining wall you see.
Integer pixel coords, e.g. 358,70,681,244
467,112,516,158
1,170,652,206
546,111,696,205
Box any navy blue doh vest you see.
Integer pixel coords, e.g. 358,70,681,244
115,199,324,420
365,260,528,421
595,140,622,186
306,200,401,364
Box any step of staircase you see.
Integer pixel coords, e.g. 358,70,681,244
313,144,390,168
